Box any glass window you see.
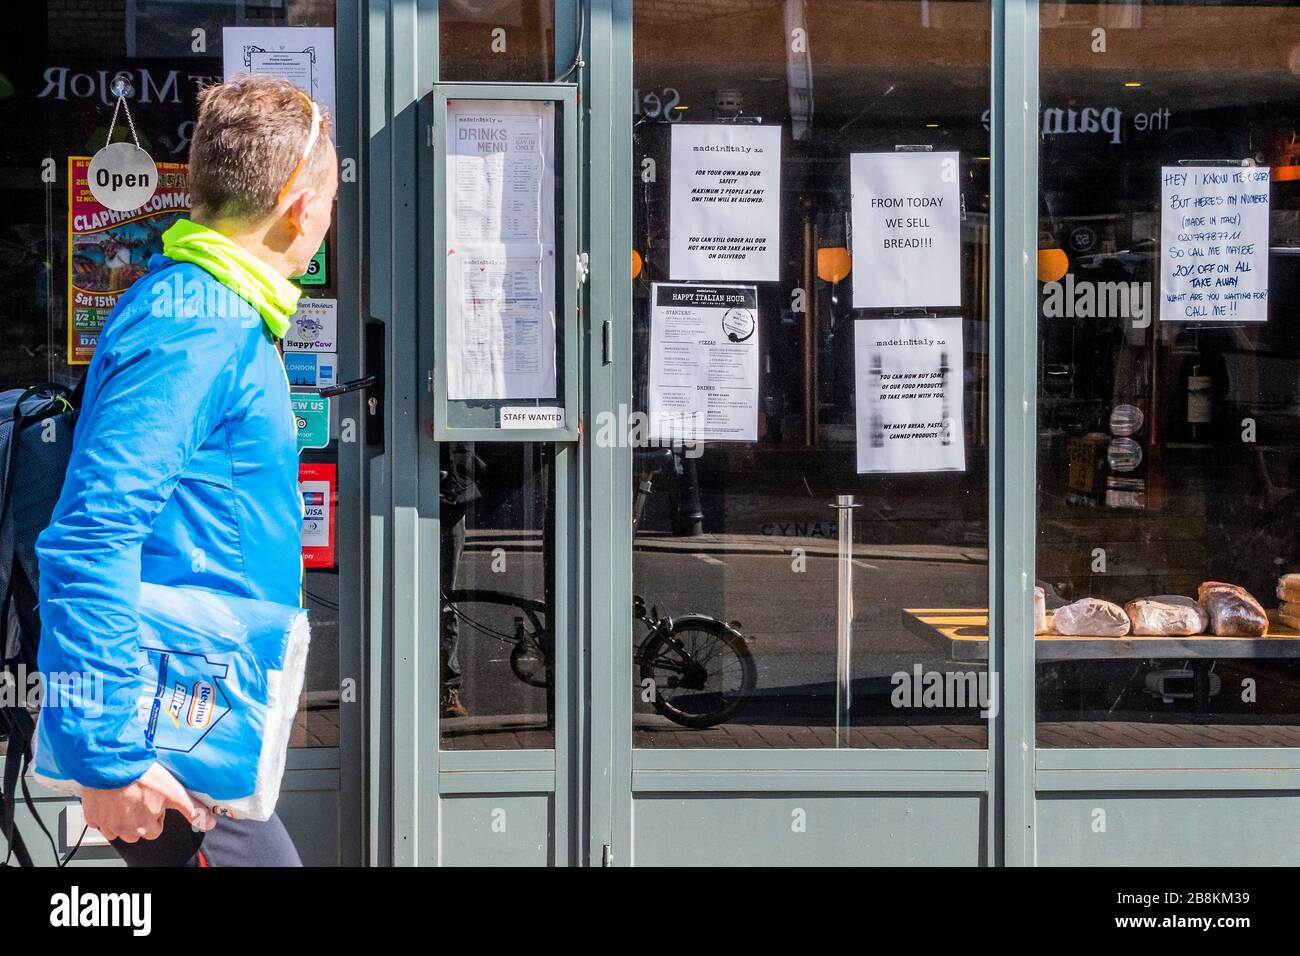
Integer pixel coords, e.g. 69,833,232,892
630,0,993,749
439,442,557,750
440,0,556,82
0,2,343,747
1036,0,1300,747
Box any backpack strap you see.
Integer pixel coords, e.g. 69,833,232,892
0,383,79,867
0,705,33,866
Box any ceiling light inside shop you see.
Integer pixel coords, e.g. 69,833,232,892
1124,82,1142,87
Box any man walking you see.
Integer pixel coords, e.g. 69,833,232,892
36,75,337,866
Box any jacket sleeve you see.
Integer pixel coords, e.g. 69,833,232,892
36,286,241,790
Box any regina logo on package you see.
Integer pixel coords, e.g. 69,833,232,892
188,681,216,728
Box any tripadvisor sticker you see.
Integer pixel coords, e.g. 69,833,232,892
721,307,756,343
87,141,158,212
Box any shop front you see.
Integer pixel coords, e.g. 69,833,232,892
3,0,1300,866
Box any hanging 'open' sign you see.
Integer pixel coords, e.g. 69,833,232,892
87,141,158,212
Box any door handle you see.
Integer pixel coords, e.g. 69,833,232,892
317,375,376,398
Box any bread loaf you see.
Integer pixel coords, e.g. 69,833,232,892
1197,581,1267,636
1034,586,1048,635
1279,600,1300,632
1277,573,1300,605
1052,598,1130,637
1125,595,1209,636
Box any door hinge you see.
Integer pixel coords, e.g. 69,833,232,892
601,844,613,867
427,124,435,148
427,369,434,393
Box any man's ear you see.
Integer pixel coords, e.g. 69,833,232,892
284,189,317,237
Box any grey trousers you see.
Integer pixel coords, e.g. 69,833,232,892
109,809,303,867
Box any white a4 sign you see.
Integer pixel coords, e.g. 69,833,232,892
851,151,962,309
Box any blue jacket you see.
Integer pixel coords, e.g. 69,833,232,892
36,256,303,789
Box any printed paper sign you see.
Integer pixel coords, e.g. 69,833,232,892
850,152,962,309
669,124,781,282
67,158,189,364
854,316,965,474
1160,165,1270,322
500,406,565,429
298,462,336,569
223,27,337,142
448,99,555,247
446,99,557,400
284,298,338,352
648,282,759,442
284,351,338,389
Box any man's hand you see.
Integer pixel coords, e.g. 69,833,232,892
80,764,216,843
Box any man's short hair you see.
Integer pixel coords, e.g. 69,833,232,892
188,75,333,224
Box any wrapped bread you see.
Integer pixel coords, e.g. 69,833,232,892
1125,595,1208,636
1277,573,1300,605
1052,598,1130,637
1279,601,1300,631
1197,581,1267,636
1034,586,1048,635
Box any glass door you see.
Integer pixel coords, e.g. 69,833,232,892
1031,0,1300,866
398,0,585,866
608,0,997,865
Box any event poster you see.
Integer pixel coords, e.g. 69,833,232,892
298,462,336,569
850,151,962,309
669,124,781,282
648,283,759,442
854,316,965,474
1160,165,1270,322
446,99,557,400
67,157,189,365
223,27,337,142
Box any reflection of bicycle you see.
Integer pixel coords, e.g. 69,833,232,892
441,587,755,729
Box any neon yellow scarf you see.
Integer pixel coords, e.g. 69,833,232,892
161,219,300,338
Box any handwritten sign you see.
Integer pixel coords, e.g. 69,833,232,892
670,124,781,281
1160,165,1270,323
851,152,962,309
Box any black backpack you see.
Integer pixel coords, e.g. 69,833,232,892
0,381,81,865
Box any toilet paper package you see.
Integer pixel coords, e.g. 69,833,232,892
33,582,310,821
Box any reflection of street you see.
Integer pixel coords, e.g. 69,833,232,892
437,528,1300,751
439,530,994,749
633,540,989,747
291,568,342,748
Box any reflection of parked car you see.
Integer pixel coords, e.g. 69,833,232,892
1075,238,1158,276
